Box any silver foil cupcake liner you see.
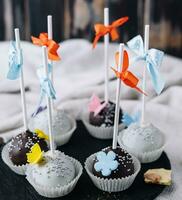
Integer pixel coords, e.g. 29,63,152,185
26,151,83,198
85,150,141,192
118,131,166,163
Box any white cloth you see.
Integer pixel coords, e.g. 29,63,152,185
0,39,182,199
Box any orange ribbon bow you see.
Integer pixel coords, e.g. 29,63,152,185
93,17,129,48
31,33,60,61
111,50,147,95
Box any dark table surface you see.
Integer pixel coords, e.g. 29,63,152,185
0,121,171,200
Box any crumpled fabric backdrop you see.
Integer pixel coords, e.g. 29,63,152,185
0,39,182,200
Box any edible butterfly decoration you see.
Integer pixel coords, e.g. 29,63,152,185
111,50,147,95
26,143,43,164
34,129,49,141
122,111,141,126
88,94,107,116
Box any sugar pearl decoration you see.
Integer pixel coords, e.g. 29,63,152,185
29,109,72,136
8,130,48,165
31,151,75,187
89,101,123,127
122,123,164,153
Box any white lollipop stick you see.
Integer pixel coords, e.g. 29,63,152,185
104,8,109,103
47,15,54,110
144,0,151,25
141,25,149,126
112,43,124,150
47,15,53,40
47,15,53,82
42,46,54,155
15,28,28,131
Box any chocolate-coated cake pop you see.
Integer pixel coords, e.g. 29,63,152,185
8,130,49,165
89,101,123,127
93,146,134,179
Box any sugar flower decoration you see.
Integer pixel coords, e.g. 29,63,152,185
94,151,119,177
26,143,43,164
34,129,49,141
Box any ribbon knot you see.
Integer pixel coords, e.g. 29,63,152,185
32,67,56,117
7,41,23,80
127,35,165,94
111,50,146,95
31,33,60,61
93,17,129,48
40,77,56,99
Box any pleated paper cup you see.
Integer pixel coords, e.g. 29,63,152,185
118,131,166,163
1,141,57,176
54,115,76,146
26,153,83,198
85,151,141,192
82,111,125,139
1,142,27,175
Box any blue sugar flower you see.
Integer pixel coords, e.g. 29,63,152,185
94,151,119,177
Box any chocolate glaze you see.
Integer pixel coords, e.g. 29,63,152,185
93,147,134,179
89,101,123,127
8,130,48,166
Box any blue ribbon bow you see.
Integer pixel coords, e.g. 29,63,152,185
40,78,56,99
127,35,165,94
32,67,56,117
7,41,23,80
122,111,141,126
38,66,56,100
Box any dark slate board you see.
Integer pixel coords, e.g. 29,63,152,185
0,121,171,200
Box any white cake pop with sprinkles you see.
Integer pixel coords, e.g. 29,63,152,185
30,150,75,187
121,123,164,153
29,108,72,138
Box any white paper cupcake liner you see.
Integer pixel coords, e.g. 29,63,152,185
82,112,125,139
26,152,83,198
1,141,57,176
84,150,141,192
1,142,27,175
54,115,76,146
118,131,166,163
